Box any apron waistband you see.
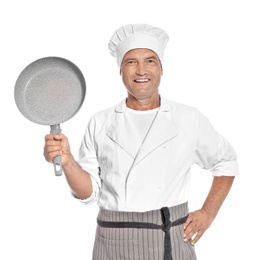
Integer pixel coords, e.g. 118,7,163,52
97,207,188,260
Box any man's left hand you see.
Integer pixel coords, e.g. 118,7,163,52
183,209,214,245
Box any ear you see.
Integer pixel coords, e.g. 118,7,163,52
159,60,163,74
119,63,123,75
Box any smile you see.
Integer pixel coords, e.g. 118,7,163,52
134,78,150,83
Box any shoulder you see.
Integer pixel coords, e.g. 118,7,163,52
161,97,210,129
161,97,201,117
89,99,125,122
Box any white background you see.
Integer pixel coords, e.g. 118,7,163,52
1,0,256,259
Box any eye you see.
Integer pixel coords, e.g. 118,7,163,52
146,59,156,64
125,59,137,65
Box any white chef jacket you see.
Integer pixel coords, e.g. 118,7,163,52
76,97,239,212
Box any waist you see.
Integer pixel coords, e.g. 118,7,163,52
97,202,188,225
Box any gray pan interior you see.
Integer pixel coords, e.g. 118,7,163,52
14,56,86,176
14,56,86,126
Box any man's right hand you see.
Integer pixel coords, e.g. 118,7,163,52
44,133,73,168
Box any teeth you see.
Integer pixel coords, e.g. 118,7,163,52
135,79,149,82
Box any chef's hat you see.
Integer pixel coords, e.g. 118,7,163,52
108,24,169,67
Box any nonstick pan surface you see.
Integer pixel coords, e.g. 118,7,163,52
14,56,86,176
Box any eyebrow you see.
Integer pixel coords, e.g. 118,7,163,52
146,56,158,60
123,55,159,63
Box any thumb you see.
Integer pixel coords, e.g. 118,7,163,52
53,133,63,141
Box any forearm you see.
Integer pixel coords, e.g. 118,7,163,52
201,176,235,220
184,175,235,245
62,156,93,200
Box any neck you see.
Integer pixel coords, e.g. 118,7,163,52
126,93,160,110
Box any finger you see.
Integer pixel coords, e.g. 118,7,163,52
53,134,63,141
184,214,195,234
184,224,197,242
45,139,62,146
45,134,54,142
44,150,62,163
45,143,62,152
44,142,62,156
190,230,204,245
184,215,199,240
184,214,193,230
45,133,63,142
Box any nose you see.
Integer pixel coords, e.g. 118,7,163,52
135,63,147,76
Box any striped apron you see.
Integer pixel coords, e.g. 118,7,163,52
92,202,197,260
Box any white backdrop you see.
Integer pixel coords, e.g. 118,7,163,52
1,0,256,259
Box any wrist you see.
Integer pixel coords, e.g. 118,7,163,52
62,154,76,170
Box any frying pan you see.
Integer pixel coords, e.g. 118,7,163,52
14,56,86,176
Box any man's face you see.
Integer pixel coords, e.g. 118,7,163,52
120,48,163,102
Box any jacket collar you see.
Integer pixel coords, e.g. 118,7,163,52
107,96,178,164
114,95,172,113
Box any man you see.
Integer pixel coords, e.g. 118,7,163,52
44,24,239,260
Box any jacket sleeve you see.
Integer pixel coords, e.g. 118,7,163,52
75,116,101,204
194,111,239,176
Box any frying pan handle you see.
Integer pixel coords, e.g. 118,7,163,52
50,124,62,176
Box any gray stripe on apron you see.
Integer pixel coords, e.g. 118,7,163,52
92,202,197,260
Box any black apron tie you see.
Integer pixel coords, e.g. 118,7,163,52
161,207,173,260
97,207,188,260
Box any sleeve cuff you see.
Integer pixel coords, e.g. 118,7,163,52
211,160,240,177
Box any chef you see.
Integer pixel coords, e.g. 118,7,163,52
44,24,239,260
